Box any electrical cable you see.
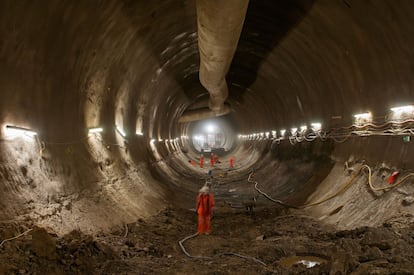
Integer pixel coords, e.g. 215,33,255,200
0,228,33,247
248,165,414,209
178,232,267,266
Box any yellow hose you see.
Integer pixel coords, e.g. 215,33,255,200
362,165,414,192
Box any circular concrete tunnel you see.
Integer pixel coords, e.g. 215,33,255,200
1,0,414,239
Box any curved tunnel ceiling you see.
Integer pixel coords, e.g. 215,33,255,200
1,0,414,232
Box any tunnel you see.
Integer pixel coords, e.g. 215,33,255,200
1,0,414,273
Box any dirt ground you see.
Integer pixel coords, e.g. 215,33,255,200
1,205,414,275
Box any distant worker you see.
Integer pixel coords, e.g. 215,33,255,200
229,156,235,169
196,185,215,235
188,159,195,166
210,153,215,167
199,154,204,168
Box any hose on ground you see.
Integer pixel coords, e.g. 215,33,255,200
178,233,211,259
362,165,414,192
248,165,414,209
178,233,266,266
0,228,33,247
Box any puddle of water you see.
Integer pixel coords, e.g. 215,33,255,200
279,255,328,268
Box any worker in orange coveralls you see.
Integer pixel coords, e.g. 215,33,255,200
196,185,215,235
199,154,204,168
210,153,215,167
229,156,235,169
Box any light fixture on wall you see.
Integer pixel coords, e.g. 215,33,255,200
88,127,103,134
390,105,414,113
136,131,144,136
354,112,372,125
390,105,414,120
354,112,371,119
116,126,126,137
280,129,286,137
300,125,307,132
311,122,322,131
5,125,37,137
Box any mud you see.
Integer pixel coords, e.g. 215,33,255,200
1,206,414,274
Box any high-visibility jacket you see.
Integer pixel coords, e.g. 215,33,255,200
197,193,215,216
229,157,235,168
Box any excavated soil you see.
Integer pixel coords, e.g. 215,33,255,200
2,206,414,274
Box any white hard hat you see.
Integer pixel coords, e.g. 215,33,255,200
199,186,210,193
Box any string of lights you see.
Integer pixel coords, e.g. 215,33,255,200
238,104,414,144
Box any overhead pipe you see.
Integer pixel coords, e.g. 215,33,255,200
178,103,231,123
197,0,249,112
179,0,249,123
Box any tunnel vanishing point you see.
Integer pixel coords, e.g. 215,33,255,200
1,0,414,238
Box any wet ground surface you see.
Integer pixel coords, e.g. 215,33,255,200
1,206,414,274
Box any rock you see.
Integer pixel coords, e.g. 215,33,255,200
255,235,265,241
389,255,405,263
330,252,357,275
360,228,397,250
31,227,57,260
402,196,414,206
63,200,72,210
359,246,383,262
125,240,136,247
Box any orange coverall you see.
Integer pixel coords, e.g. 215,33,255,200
210,154,215,166
197,193,215,235
229,156,235,169
199,155,204,168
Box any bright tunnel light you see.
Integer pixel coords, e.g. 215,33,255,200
280,129,286,136
88,127,103,134
5,125,37,137
150,139,156,144
206,124,215,133
311,122,322,131
291,128,297,134
390,105,414,113
354,112,371,119
136,131,144,136
300,125,307,132
116,126,126,137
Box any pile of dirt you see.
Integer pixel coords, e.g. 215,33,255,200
0,225,117,274
2,207,414,274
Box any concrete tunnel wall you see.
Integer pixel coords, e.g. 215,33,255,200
1,0,414,234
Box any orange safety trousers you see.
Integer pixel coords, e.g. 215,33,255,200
197,214,211,235
197,194,215,235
